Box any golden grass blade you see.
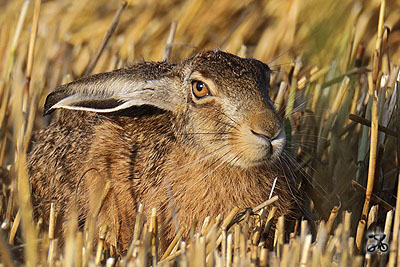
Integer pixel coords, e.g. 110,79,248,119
83,1,128,76
275,216,284,258
362,1,385,221
309,66,331,83
361,77,379,219
24,0,41,110
95,225,108,264
388,172,400,266
150,207,158,266
163,21,178,61
8,208,20,245
75,232,83,267
259,247,268,267
285,58,302,119
4,0,30,79
326,205,340,234
355,219,366,254
0,230,12,267
253,195,279,213
367,205,378,228
0,1,399,266
47,203,56,264
300,234,312,267
13,70,37,267
161,226,186,260
274,81,287,113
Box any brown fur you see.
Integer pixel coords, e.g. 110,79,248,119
28,50,300,253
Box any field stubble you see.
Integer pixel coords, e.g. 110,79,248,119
0,0,400,266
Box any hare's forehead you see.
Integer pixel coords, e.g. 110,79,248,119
185,63,270,99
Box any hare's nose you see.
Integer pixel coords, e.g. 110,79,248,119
250,129,271,141
250,127,282,141
250,129,273,154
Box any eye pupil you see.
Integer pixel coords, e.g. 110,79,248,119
196,82,204,92
192,80,210,98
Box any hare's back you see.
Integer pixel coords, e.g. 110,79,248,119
28,110,100,222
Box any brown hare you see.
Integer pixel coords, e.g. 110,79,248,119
28,50,300,253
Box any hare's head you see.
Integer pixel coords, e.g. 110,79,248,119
44,50,285,168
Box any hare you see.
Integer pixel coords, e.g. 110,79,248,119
28,50,300,253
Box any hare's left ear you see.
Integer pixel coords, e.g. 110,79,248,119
44,66,183,115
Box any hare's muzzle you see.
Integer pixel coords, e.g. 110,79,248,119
232,123,285,168
250,129,274,154
250,127,285,158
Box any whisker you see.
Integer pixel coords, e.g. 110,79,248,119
178,132,231,136
228,152,244,169
175,144,231,171
219,112,241,128
281,151,334,206
275,156,307,214
268,48,291,65
171,148,233,200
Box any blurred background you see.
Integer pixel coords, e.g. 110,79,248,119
0,0,400,265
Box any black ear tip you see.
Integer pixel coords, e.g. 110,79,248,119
43,107,53,116
43,89,67,116
43,97,54,116
43,98,56,115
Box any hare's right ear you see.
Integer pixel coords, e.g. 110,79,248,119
44,68,183,115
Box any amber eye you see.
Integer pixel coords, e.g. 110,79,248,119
192,81,210,99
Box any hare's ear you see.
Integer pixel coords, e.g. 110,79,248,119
44,68,183,115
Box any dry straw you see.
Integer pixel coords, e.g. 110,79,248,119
0,0,399,265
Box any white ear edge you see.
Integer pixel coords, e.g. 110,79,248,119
50,97,152,113
50,101,134,113
46,77,181,114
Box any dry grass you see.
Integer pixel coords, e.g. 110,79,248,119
0,0,400,265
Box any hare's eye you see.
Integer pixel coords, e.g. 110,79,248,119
192,81,210,98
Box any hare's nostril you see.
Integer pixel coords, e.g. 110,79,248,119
251,129,274,155
250,129,271,142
